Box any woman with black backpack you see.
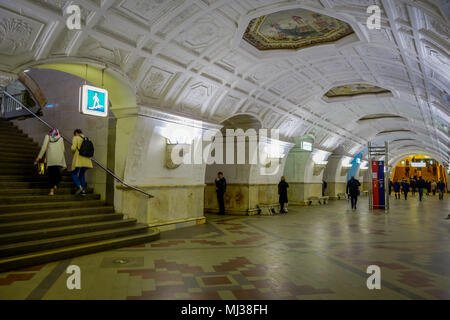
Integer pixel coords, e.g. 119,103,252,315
71,129,93,195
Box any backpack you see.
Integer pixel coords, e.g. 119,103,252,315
78,137,94,158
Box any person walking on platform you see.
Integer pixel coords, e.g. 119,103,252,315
215,171,226,215
417,177,425,202
388,179,393,196
393,180,401,199
426,181,431,196
410,179,416,196
71,129,93,195
401,179,410,200
278,176,289,214
437,180,445,200
431,180,437,196
36,128,66,196
346,176,361,210
322,180,327,197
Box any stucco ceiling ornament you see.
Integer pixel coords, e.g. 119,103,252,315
0,18,33,55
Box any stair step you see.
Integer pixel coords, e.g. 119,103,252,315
0,157,37,164
0,181,74,189
0,168,36,175
0,151,40,159
0,136,34,143
0,205,114,223
0,133,31,140
0,200,106,213
0,126,25,136
0,187,93,196
0,211,119,232
0,162,36,168
0,193,100,205
0,140,38,147
0,218,136,244
0,224,149,257
0,174,73,182
0,145,39,152
0,228,160,272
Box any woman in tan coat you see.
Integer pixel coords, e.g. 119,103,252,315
71,129,93,195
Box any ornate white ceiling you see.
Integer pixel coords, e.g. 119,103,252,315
0,0,448,165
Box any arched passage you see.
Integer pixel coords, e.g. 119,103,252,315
8,67,114,201
204,114,292,215
282,134,328,204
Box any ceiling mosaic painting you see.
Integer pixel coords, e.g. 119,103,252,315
243,9,354,51
324,84,391,98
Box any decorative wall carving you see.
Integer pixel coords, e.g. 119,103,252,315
313,163,326,176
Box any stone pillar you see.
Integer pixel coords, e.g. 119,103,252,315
283,136,323,204
117,107,222,230
323,153,349,199
204,134,292,215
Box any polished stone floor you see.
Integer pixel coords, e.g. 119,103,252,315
0,195,449,300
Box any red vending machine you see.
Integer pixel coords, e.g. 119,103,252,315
371,160,379,208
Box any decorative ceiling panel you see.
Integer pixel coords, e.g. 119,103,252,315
243,8,354,51
324,83,391,98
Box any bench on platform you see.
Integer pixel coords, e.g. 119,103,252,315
308,196,320,205
319,196,329,204
337,193,347,200
362,190,368,196
258,204,280,216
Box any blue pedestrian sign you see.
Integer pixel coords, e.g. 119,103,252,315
79,84,108,117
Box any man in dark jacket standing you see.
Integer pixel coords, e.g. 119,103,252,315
215,172,226,215
393,180,401,199
322,180,327,197
346,176,361,210
401,180,410,200
278,176,289,213
437,179,445,200
417,177,425,201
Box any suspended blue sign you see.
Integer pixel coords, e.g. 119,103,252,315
347,152,364,181
79,84,108,117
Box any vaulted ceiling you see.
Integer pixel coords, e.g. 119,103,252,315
0,0,448,165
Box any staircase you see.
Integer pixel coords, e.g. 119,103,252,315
0,119,159,272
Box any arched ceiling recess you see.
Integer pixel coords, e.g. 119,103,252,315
0,0,448,166
389,150,447,169
358,114,407,122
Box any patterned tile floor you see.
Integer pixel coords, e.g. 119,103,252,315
0,195,449,300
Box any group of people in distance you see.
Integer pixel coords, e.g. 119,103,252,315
214,172,447,215
214,173,363,215
390,176,446,201
214,172,290,215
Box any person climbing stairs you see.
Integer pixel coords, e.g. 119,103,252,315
0,119,159,272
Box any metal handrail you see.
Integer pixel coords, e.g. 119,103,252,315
0,90,153,198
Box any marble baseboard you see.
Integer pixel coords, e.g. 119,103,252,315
119,184,205,228
152,216,206,232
